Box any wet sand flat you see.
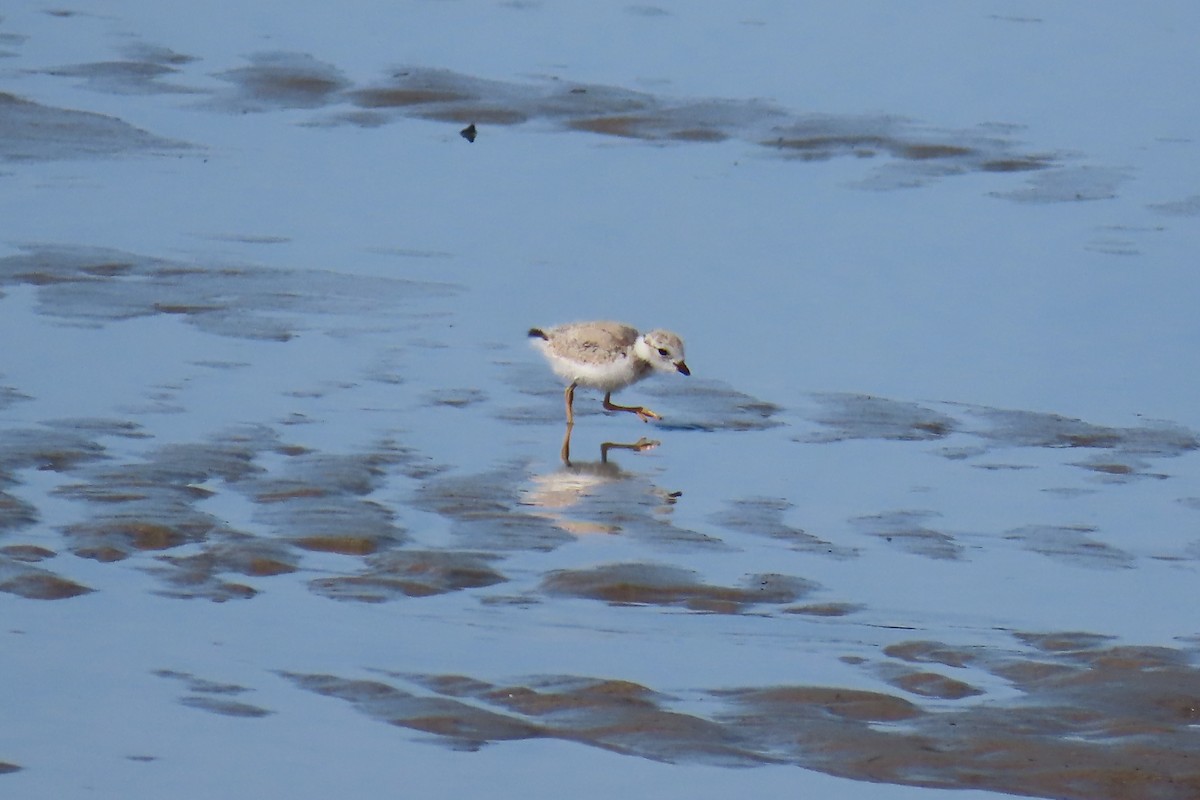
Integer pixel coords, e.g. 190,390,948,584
1,4,1199,799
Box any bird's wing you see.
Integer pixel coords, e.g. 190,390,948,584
550,321,639,365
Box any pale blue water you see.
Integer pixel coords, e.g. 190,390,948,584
2,3,1198,798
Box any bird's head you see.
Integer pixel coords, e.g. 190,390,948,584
636,330,690,376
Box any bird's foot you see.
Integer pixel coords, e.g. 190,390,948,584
635,407,661,423
603,393,661,423
599,437,660,461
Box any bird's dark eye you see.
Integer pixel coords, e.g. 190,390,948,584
657,348,669,357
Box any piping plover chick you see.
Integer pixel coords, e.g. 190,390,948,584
528,321,690,425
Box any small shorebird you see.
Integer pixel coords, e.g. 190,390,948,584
528,321,690,425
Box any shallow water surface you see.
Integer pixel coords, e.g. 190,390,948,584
2,3,1199,799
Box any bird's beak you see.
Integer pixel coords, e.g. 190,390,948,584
676,361,690,376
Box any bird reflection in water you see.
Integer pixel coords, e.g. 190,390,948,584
523,428,681,536
560,422,659,465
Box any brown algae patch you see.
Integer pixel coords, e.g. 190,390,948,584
246,451,415,544
53,430,273,565
351,87,472,107
33,425,518,603
969,407,1140,449
719,685,922,723
804,393,957,442
281,672,546,748
883,670,984,700
212,52,350,111
413,468,575,552
254,486,328,503
422,388,487,409
0,544,56,562
82,520,194,553
0,385,32,410
991,165,1131,203
900,143,976,160
1004,524,1136,570
151,540,298,600
852,510,965,561
0,427,107,473
414,105,527,125
540,562,815,613
1016,631,1116,652
475,677,664,716
567,115,661,139
323,63,1061,191
291,535,380,555
276,634,1200,795
709,497,857,558
803,394,1198,483
28,47,1072,192
46,426,438,600
981,155,1054,172
0,568,93,599
712,636,1200,798
179,696,273,717
1148,194,1200,217
783,602,863,617
0,245,459,342
155,669,273,717
288,671,763,765
669,127,728,143
37,59,201,96
884,640,980,669
770,132,887,158
641,378,783,432
254,489,405,556
0,491,38,532
0,92,189,161
64,514,218,563
309,550,505,603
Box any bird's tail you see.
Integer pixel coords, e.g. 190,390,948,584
528,328,548,340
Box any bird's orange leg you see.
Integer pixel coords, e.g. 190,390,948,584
603,392,660,422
